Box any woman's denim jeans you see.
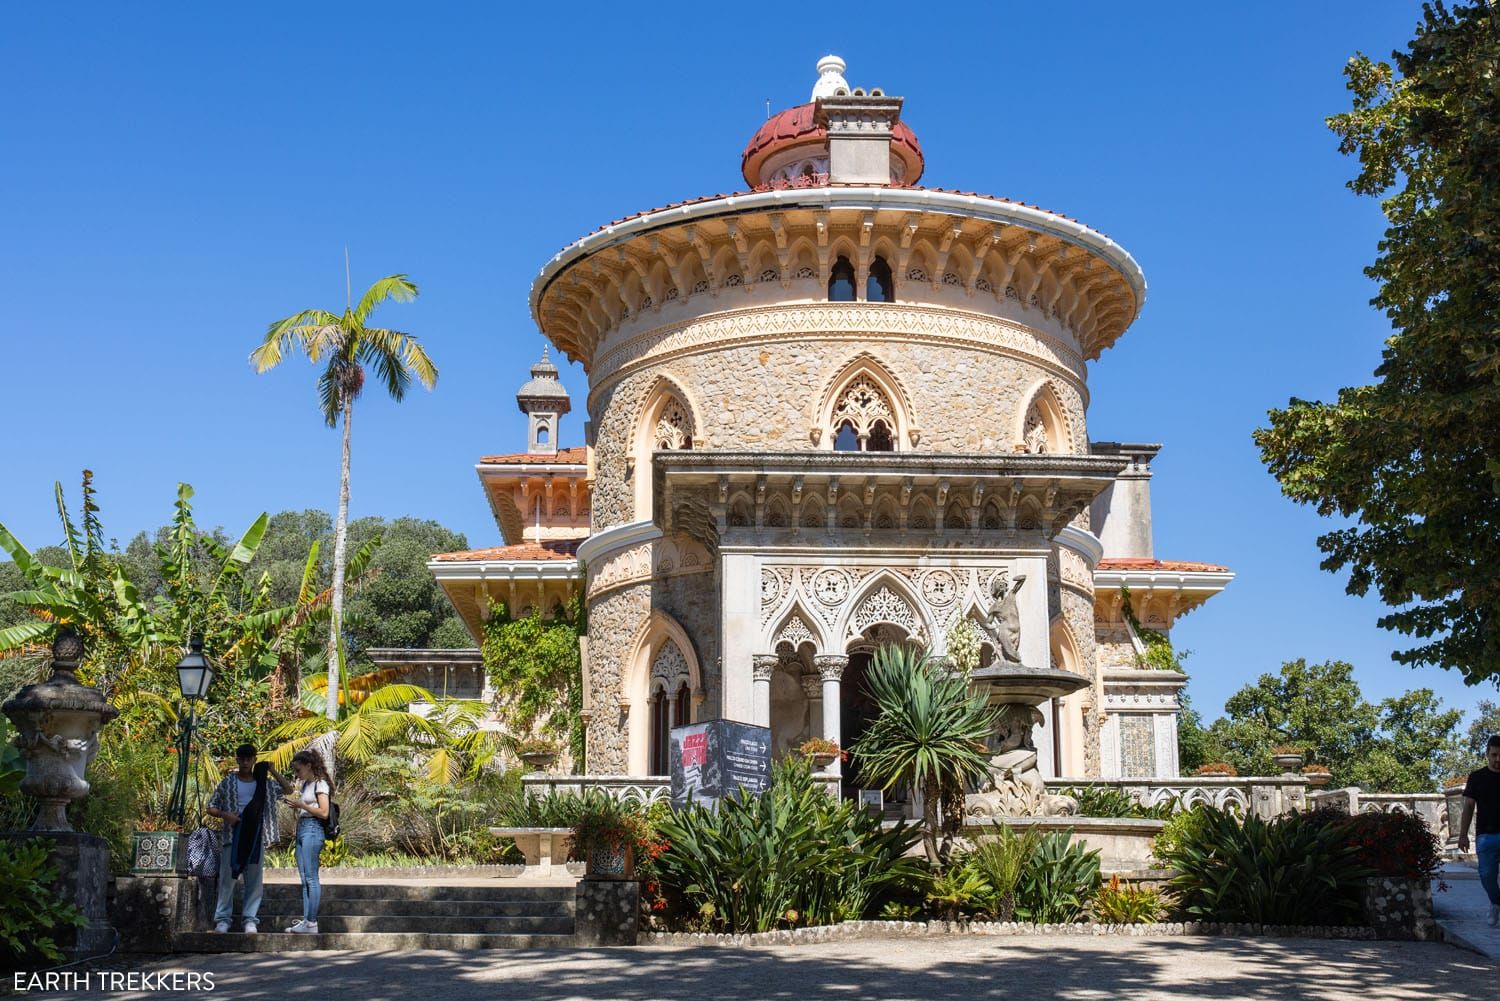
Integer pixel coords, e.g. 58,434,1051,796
1477,832,1500,906
296,818,326,922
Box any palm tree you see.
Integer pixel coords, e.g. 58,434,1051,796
850,644,999,864
251,270,437,718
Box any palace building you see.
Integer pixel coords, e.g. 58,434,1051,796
427,56,1232,786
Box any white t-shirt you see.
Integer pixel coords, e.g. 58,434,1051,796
235,777,256,810
298,779,329,814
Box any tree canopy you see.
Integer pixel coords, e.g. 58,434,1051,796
1254,2,1500,684
1182,658,1463,792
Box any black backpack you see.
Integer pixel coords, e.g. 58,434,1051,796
323,798,341,839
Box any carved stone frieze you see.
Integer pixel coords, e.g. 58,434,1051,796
586,534,713,601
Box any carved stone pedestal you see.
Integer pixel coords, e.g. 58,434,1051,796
111,872,214,952
2,831,115,960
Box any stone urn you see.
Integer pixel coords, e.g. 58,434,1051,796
1303,769,1332,789
519,750,557,771
1272,751,1304,773
2,629,119,831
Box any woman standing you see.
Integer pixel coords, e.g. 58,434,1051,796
280,749,333,934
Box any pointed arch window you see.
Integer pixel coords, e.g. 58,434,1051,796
649,686,669,774
867,256,894,303
830,374,898,452
828,256,856,302
674,682,691,727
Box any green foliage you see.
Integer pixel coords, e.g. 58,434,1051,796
1436,699,1500,779
1162,806,1368,926
481,597,585,764
850,643,998,863
343,517,469,651
1061,786,1175,820
965,823,1042,921
1151,806,1213,866
1306,808,1443,882
1119,587,1188,672
926,861,991,921
1013,831,1101,924
0,839,85,971
654,757,925,933
1204,658,1463,791
1255,2,1500,683
0,719,22,797
1093,874,1166,925
1175,693,1211,774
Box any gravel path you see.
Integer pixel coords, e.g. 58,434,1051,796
52,934,1497,1000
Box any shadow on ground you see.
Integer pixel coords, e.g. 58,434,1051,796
67,935,1499,1001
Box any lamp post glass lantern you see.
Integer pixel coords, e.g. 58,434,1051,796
166,638,216,825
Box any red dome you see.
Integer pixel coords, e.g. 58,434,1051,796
741,103,924,188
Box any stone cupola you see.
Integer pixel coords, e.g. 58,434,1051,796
516,346,571,455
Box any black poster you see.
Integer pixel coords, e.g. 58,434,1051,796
669,719,771,809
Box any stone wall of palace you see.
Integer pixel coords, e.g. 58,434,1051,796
587,305,1091,530
584,582,652,773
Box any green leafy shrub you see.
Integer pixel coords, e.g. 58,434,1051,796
926,861,991,921
1093,874,1166,924
0,838,84,970
1064,786,1176,820
1014,831,1100,923
1162,806,1368,925
655,757,924,933
1151,806,1211,866
966,824,1041,920
1304,808,1441,881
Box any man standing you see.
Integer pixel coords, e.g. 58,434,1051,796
1457,734,1500,928
204,744,283,934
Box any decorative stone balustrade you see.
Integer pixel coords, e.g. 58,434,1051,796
1046,776,1310,821
521,772,841,803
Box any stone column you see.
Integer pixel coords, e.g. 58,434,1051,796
800,674,824,748
814,654,848,776
751,655,777,728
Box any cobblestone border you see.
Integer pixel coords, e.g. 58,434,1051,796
643,919,1377,947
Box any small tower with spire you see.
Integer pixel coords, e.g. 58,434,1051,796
516,346,571,455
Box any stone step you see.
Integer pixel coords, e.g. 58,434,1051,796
176,931,576,953
248,913,576,935
250,896,574,918
255,883,573,903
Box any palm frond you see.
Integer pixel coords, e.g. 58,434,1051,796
353,274,419,325
0,521,36,578
54,480,82,572
359,327,438,397
252,309,344,372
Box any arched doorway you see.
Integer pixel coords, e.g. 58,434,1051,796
842,624,922,808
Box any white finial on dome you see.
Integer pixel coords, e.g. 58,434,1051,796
811,54,848,100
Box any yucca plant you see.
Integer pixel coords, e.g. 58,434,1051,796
926,860,991,922
850,644,999,863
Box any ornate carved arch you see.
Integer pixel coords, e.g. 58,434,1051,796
836,572,932,649
768,603,825,657
624,610,703,775
1013,378,1075,454
632,374,702,519
815,353,915,450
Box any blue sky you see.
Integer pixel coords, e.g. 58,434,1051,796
2,2,1493,725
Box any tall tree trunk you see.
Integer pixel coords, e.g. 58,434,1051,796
922,777,940,864
326,394,352,721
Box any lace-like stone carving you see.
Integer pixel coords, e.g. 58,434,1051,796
1024,401,1049,454
906,267,929,282
655,400,693,450
651,639,689,688
921,570,958,607
830,375,896,442
776,615,816,652
853,585,917,633
811,569,850,605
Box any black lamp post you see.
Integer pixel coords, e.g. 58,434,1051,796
166,637,216,825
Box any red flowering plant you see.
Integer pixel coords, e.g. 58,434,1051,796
797,737,848,763
1303,808,1442,882
630,801,682,927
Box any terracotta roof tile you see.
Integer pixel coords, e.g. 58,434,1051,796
1096,558,1230,573
431,539,583,563
478,447,588,466
741,102,924,186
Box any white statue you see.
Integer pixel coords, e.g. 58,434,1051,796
984,573,1026,664
966,705,1076,818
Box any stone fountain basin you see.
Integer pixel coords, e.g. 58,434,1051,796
967,665,1089,706
963,816,1167,872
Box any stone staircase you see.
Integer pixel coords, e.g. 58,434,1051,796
175,880,577,952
